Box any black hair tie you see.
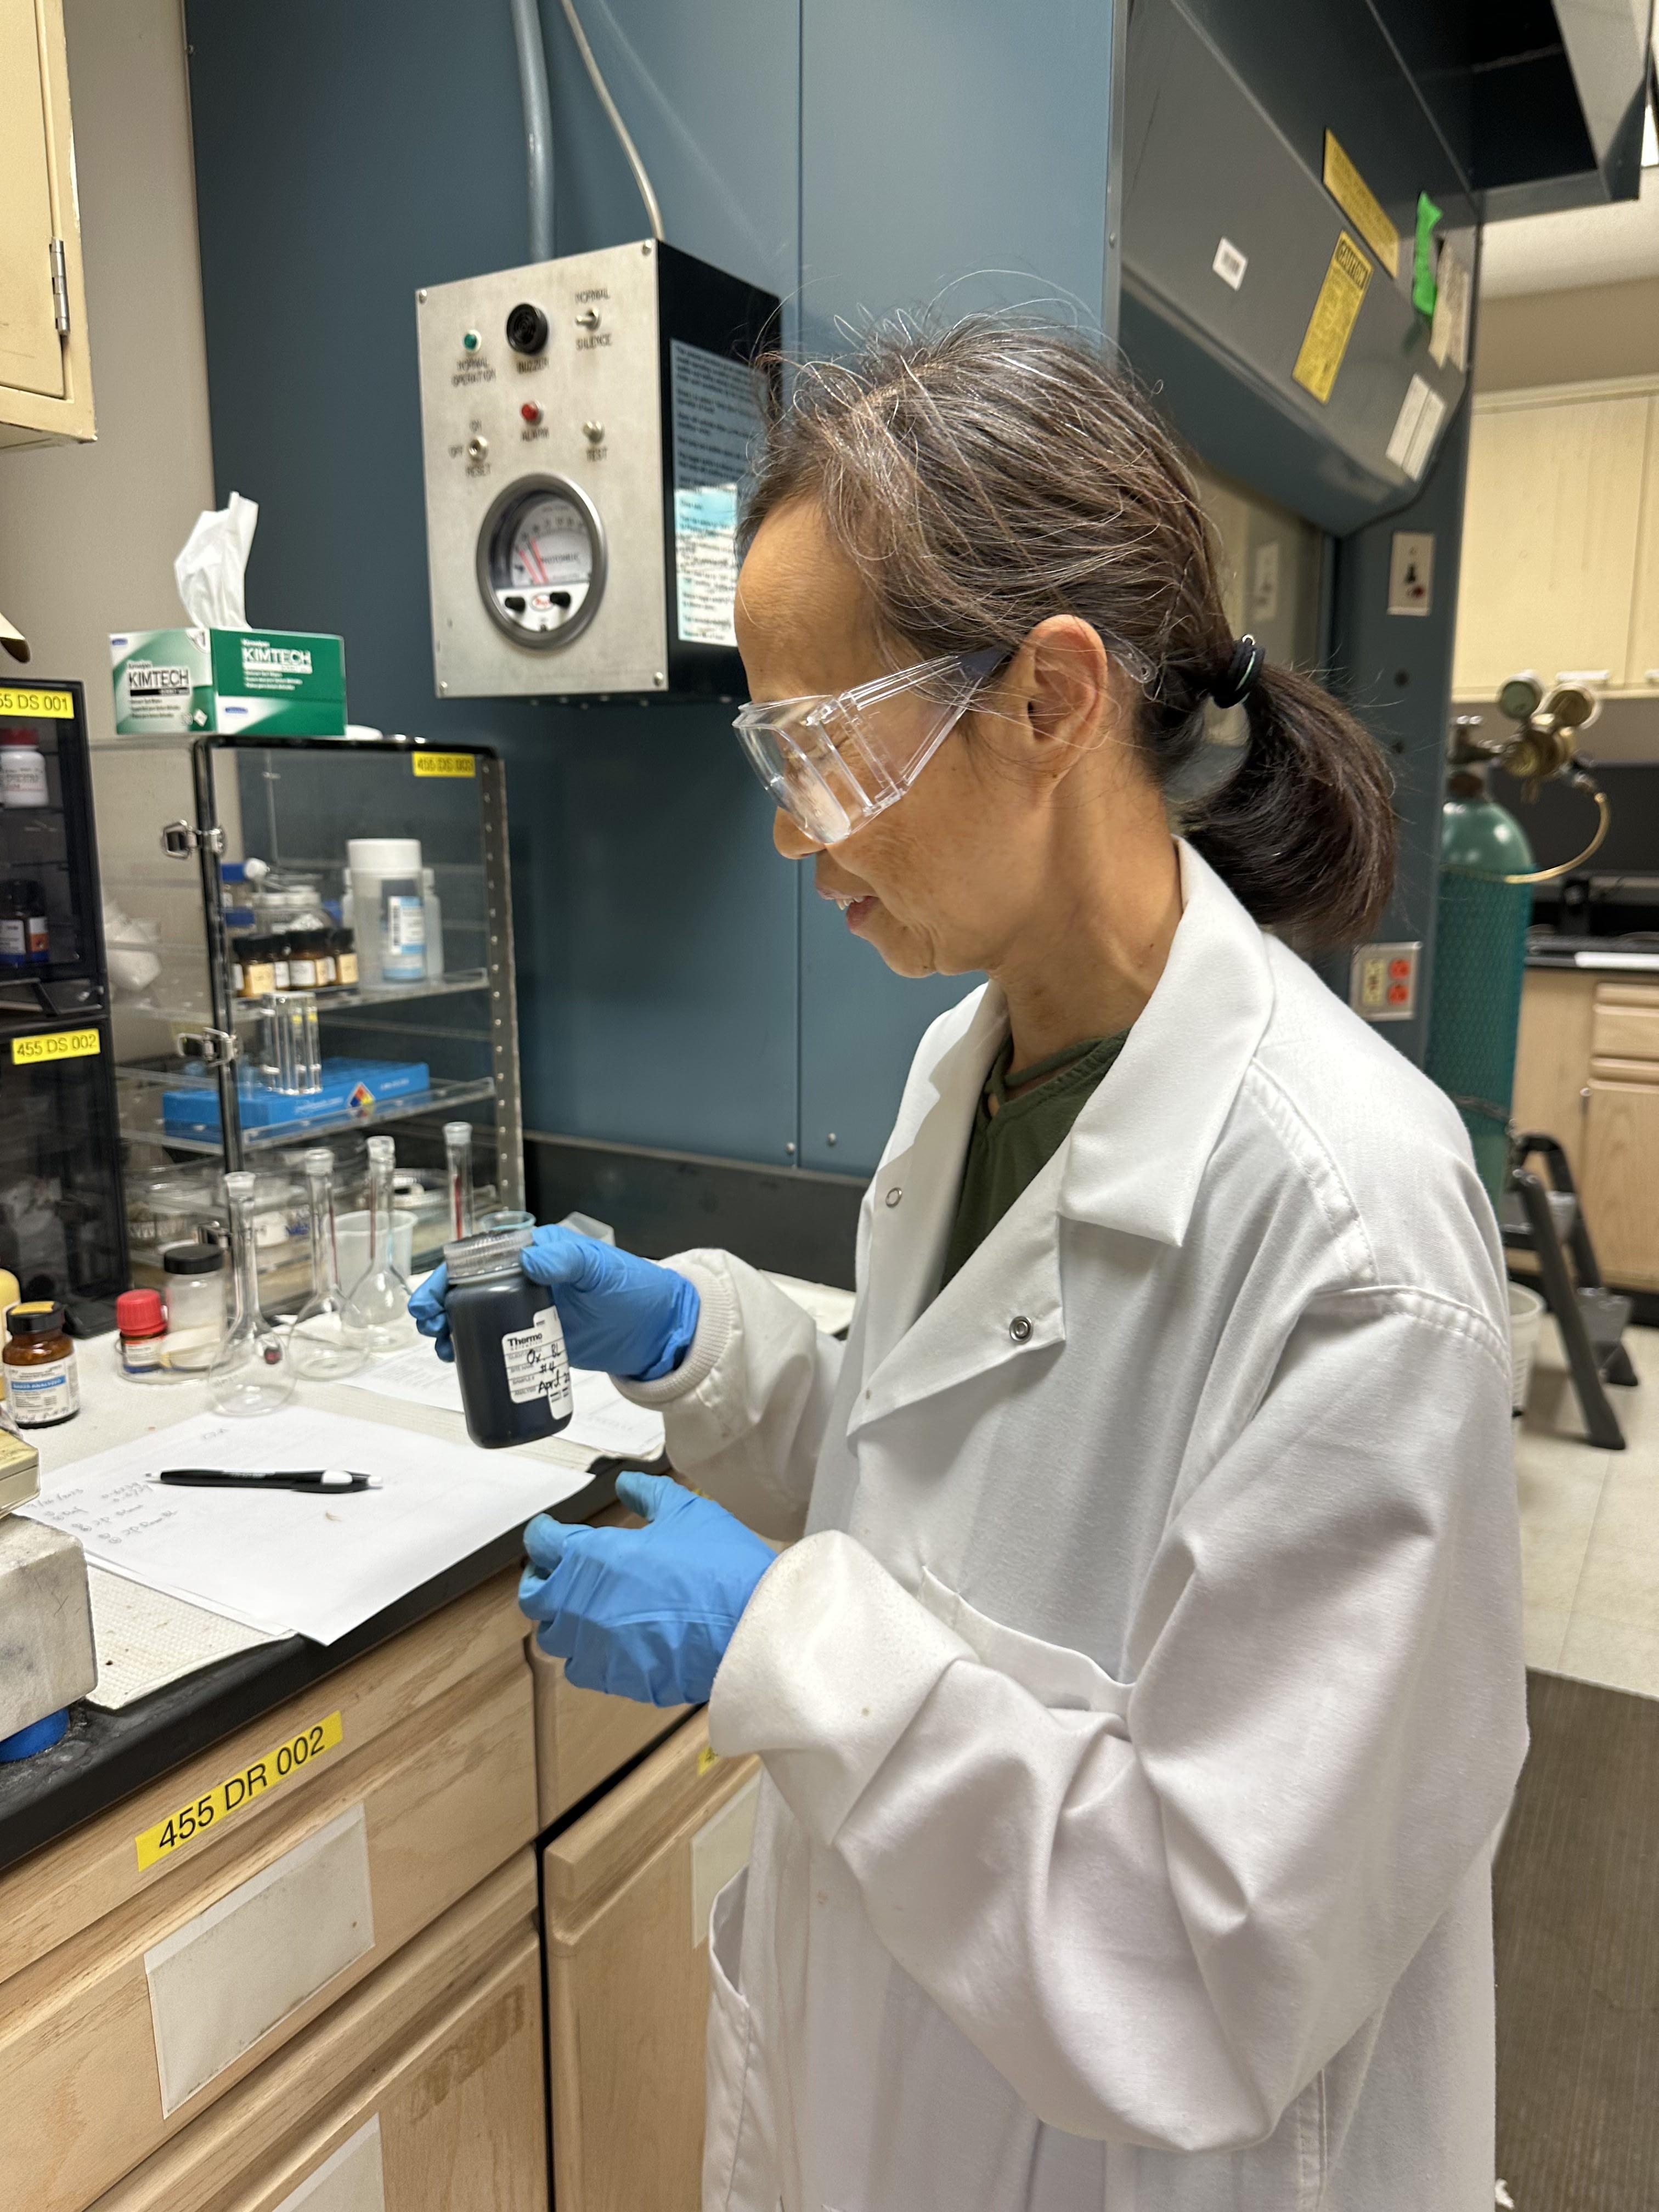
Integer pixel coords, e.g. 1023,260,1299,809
1209,634,1263,709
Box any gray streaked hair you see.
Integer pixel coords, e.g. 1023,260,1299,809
740,317,1396,945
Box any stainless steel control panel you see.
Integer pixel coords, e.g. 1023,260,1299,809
416,241,668,699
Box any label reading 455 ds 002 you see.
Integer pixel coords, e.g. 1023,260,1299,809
134,1711,345,1870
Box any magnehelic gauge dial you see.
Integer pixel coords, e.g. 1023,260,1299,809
476,475,606,650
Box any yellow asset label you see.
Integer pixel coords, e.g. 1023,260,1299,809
697,1745,721,1776
1293,231,1373,405
12,1027,100,1065
1321,132,1399,278
134,1710,345,1870
411,751,475,777
0,686,73,718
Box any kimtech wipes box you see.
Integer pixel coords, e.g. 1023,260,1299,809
110,627,347,736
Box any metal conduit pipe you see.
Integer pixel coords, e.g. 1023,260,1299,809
509,0,555,261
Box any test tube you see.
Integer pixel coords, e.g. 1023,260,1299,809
443,1119,475,1240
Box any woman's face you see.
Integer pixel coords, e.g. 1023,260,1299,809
734,498,1137,980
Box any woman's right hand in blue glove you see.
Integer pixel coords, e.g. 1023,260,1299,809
408,1227,701,1381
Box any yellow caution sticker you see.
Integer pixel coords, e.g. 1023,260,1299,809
697,1745,721,1776
0,686,74,719
1293,232,1373,405
411,751,476,778
1321,133,1399,279
134,1710,345,1870
12,1028,100,1066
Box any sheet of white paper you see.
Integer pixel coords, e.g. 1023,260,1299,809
20,1406,594,1644
338,1342,665,1461
86,1565,278,1709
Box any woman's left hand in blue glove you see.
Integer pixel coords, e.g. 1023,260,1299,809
520,1470,776,1706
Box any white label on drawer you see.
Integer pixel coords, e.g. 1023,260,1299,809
145,1803,375,2114
691,1775,760,1949
275,2117,386,2212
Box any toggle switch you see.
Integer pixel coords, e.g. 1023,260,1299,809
465,434,488,462
574,308,601,330
583,420,604,443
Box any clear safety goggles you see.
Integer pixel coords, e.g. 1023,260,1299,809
733,648,1003,845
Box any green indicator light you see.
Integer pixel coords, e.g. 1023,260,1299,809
462,330,481,353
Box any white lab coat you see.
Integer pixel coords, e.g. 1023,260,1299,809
623,842,1527,2212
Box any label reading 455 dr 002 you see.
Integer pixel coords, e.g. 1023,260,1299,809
134,1711,345,1870
503,1306,574,1413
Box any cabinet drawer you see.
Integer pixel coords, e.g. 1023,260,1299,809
1584,1080,1659,1289
0,1638,538,2211
92,1853,546,2212
543,1715,759,2212
531,1639,689,1826
1591,1001,1659,1065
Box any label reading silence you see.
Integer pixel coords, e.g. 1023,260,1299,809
134,1710,345,1869
1293,232,1372,405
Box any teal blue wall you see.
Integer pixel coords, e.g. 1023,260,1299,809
183,0,1121,1178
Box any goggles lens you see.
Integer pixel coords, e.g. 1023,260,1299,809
733,651,1000,844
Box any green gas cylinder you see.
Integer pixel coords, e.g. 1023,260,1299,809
1425,783,1534,1205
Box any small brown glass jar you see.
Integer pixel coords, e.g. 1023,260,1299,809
4,1301,80,1427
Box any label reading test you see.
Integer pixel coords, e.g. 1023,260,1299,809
503,1306,574,1412
134,1711,345,1869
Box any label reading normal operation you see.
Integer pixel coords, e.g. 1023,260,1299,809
134,1711,345,1870
503,1305,574,1413
669,341,760,648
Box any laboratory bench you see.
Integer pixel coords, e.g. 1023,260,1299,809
0,1334,758,2212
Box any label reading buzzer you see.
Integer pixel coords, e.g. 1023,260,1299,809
134,1710,344,1870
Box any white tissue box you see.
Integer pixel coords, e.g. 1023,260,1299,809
110,627,347,736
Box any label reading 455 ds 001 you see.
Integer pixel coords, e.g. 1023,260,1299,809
134,1711,345,1870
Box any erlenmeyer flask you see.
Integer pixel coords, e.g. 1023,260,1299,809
289,1147,365,1380
342,1133,411,1353
206,1171,296,1417
443,1119,475,1240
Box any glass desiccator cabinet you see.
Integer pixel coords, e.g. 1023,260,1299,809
95,732,523,1308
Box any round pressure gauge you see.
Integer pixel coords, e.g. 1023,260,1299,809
476,474,606,649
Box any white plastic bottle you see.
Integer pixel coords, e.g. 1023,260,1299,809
422,866,444,980
0,729,48,809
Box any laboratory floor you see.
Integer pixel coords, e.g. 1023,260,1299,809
1497,1316,1659,2211
1515,1320,1659,1697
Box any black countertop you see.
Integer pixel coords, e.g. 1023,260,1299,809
0,1465,619,1877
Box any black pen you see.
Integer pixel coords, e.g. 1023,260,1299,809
151,1468,382,1494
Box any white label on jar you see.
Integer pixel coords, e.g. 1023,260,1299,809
10,1352,79,1424
502,1306,574,1411
288,956,318,986
386,896,426,952
121,1336,165,1374
272,957,291,989
2,751,48,806
0,919,25,958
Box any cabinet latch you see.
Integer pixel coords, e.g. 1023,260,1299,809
176,1028,241,1068
49,240,69,337
160,820,226,858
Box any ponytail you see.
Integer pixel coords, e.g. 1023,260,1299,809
1187,662,1397,945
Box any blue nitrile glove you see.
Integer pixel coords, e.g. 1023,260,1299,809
409,1225,699,1380
518,1470,775,1706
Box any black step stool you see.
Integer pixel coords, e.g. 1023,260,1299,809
1499,1132,1638,1451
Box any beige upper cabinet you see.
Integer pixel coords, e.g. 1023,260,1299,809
1453,382,1654,700
0,0,93,447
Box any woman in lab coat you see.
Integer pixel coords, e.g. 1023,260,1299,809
415,320,1526,2212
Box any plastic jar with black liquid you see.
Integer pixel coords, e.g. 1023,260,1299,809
443,1226,574,1450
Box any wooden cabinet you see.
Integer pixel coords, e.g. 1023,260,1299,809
543,1715,759,2212
1453,379,1659,701
91,1854,548,2212
0,0,94,447
0,1570,540,2211
1513,968,1659,1288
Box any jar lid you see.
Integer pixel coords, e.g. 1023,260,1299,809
443,1226,534,1284
0,729,39,746
8,1301,64,1335
117,1288,166,1335
162,1241,225,1274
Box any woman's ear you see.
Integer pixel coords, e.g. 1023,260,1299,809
1020,617,1114,776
